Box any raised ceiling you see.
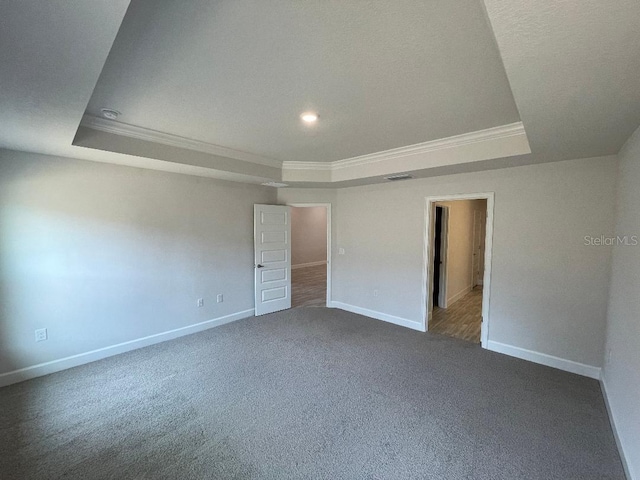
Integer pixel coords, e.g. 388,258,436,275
85,0,521,164
483,0,640,161
1,0,639,187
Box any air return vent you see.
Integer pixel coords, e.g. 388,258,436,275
384,173,413,181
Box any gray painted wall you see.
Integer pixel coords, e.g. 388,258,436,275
331,156,616,368
0,150,276,375
603,125,640,479
291,207,327,266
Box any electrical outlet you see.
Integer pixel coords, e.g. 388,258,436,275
35,328,48,342
197,298,204,307
217,294,223,303
338,248,345,255
373,289,379,297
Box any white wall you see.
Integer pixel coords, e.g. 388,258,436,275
291,206,327,267
332,156,617,371
602,125,640,480
0,150,276,379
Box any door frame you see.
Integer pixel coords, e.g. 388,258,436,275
432,204,450,310
287,203,332,306
422,193,495,347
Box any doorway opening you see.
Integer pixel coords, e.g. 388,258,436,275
289,203,331,308
423,194,494,347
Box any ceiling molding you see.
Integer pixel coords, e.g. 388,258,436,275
282,122,526,171
80,115,283,168
280,161,333,171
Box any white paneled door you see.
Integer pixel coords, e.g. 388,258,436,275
254,205,292,315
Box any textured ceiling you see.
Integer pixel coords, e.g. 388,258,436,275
0,0,130,155
2,1,639,187
86,0,521,163
483,0,640,160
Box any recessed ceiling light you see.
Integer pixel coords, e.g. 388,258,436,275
100,108,121,120
300,112,318,123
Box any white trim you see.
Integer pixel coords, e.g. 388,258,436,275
287,203,332,307
487,340,602,380
423,193,495,348
447,285,473,307
0,309,254,388
601,377,633,480
292,260,327,270
282,122,526,172
330,301,425,332
81,115,282,169
281,161,333,171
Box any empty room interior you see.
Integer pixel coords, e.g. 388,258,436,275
0,1,639,479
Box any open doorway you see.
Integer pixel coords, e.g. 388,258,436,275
289,204,331,308
423,194,494,346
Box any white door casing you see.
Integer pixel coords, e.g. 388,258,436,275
254,204,291,315
423,193,495,347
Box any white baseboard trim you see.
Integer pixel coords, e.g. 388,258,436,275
0,308,255,388
487,340,601,379
329,301,425,332
291,261,327,270
601,376,633,480
447,285,472,307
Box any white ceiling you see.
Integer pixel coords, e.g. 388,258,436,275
483,0,640,160
86,0,521,164
1,0,639,187
0,0,130,156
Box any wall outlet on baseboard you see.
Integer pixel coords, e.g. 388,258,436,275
217,294,223,303
35,328,48,342
197,298,204,307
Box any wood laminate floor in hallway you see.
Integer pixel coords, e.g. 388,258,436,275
430,287,483,343
292,264,327,308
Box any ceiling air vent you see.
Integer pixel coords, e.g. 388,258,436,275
384,173,413,182
261,182,289,188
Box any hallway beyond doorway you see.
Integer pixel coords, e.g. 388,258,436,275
430,287,482,343
292,264,327,308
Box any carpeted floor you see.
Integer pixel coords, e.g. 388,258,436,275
0,308,624,479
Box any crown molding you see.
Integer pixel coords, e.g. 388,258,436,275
80,116,528,182
282,122,526,172
80,115,283,169
280,161,333,171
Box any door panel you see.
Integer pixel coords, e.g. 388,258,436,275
254,205,291,315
